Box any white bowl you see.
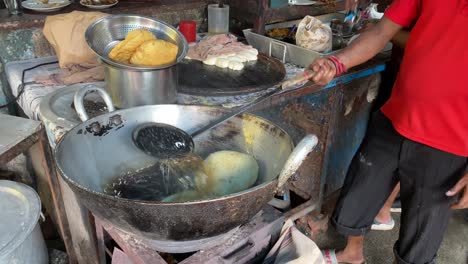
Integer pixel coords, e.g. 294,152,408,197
22,0,71,12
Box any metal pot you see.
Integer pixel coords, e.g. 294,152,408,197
85,15,188,108
103,60,178,108
55,86,318,242
0,180,48,264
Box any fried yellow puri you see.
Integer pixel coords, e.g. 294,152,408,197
129,39,178,66
108,29,156,64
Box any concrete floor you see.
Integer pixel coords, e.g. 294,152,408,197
313,211,468,264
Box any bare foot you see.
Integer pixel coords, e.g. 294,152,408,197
336,249,365,264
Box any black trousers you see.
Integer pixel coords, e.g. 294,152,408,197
331,111,467,264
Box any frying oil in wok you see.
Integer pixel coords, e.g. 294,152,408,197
103,149,260,203
103,154,206,201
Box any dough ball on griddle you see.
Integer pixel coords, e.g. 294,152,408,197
246,49,258,56
227,56,244,63
228,61,244,70
240,51,258,61
203,56,218,65
130,39,178,66
236,55,249,63
215,58,230,68
109,29,157,64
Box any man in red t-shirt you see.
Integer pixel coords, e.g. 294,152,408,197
310,0,468,263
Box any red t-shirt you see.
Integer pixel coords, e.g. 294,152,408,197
382,0,468,156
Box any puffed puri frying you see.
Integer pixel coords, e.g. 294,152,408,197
129,39,178,66
108,29,157,64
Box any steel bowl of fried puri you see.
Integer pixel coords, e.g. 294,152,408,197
108,29,178,67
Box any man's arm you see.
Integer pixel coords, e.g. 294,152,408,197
336,16,402,69
361,22,410,49
391,29,410,49
311,16,403,85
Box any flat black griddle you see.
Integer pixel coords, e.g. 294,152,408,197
177,53,286,96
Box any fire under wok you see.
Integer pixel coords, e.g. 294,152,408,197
54,86,318,242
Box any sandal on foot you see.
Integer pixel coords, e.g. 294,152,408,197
371,218,395,231
321,249,366,264
390,199,402,213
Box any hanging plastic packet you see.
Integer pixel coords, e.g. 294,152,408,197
295,15,332,52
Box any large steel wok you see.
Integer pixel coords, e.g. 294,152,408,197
55,86,318,242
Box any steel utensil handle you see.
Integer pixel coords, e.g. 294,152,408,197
73,85,115,122
281,69,315,89
276,134,318,194
189,70,315,138
189,87,279,138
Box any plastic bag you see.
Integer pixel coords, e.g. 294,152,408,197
295,16,332,52
367,3,384,19
43,11,108,69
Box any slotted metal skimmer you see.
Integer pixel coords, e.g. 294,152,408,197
133,123,194,159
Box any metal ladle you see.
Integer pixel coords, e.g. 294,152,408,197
133,69,315,159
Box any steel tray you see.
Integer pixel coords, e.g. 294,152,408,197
243,13,345,68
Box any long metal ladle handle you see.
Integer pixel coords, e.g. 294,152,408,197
276,134,318,194
73,85,115,122
189,69,315,138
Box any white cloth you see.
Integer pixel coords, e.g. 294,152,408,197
264,220,325,264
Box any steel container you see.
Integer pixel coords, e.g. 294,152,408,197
0,180,48,264
243,13,345,68
86,15,188,108
103,61,178,108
